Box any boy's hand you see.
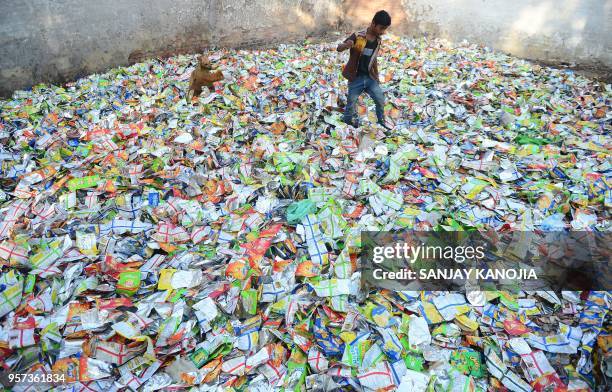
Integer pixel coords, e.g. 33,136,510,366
337,40,354,51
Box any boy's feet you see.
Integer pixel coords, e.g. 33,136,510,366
342,118,359,128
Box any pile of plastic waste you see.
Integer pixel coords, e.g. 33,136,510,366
0,35,610,391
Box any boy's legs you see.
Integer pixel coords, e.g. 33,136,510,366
364,77,386,125
343,75,367,127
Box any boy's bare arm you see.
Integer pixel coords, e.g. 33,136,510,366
337,39,354,52
337,33,356,52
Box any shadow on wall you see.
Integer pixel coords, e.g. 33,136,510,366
494,0,611,76
129,0,344,62
393,0,612,78
341,0,409,35
0,0,343,97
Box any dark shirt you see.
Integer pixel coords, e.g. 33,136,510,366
357,39,378,76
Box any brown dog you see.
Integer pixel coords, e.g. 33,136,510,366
187,55,224,101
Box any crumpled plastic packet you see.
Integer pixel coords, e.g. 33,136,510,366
0,33,610,391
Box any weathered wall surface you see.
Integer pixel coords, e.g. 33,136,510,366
2,0,610,97
0,0,342,97
344,0,612,76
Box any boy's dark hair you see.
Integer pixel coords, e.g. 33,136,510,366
373,10,391,27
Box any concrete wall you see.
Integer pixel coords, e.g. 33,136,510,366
344,0,612,76
0,0,342,97
2,0,610,97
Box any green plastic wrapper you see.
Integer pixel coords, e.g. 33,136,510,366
514,135,551,145
116,271,141,296
189,340,232,368
67,175,101,191
23,274,36,295
404,353,425,371
189,346,210,368
286,199,317,225
241,288,258,315
285,347,308,391
169,288,186,303
450,348,486,378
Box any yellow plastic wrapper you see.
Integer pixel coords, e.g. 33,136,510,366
157,269,177,290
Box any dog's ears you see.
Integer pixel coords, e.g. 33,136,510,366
198,55,211,67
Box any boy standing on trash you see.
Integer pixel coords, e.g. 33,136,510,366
337,10,391,130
